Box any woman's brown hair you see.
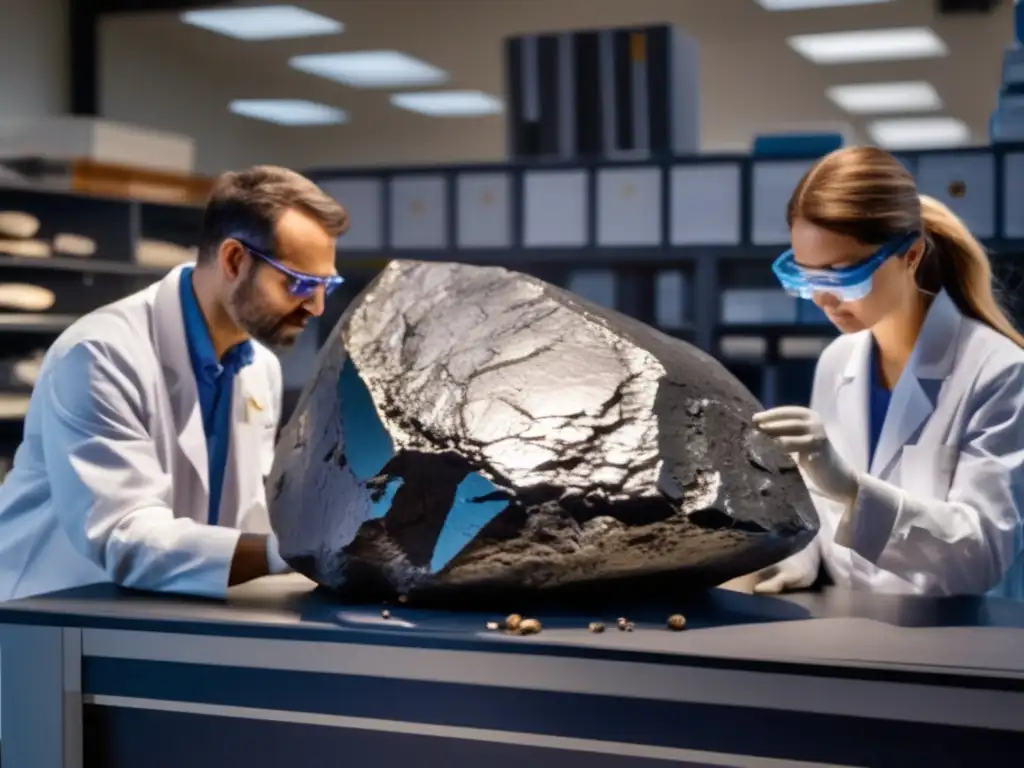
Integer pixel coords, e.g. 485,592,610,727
787,145,1024,347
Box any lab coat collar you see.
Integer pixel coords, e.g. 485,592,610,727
153,264,209,495
904,289,961,381
837,290,962,477
217,364,271,529
839,290,960,383
835,331,873,473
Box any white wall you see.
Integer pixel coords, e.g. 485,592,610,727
95,0,1013,176
98,18,283,173
0,0,1014,175
0,0,67,120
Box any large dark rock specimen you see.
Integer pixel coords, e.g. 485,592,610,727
267,260,818,606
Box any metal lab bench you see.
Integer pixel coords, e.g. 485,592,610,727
2,574,1024,767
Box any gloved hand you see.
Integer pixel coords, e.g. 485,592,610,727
752,405,859,506
753,554,818,594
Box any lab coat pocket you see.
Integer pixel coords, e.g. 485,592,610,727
899,443,958,502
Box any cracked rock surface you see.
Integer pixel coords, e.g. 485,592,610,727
267,260,818,606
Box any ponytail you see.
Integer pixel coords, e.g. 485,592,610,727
917,195,1024,348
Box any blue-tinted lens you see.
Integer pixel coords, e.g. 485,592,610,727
289,278,320,298
772,232,917,301
288,274,344,299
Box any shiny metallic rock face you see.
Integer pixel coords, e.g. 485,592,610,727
267,260,818,605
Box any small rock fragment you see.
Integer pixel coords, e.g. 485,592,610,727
486,621,500,631
517,618,542,635
667,614,686,631
624,621,635,632
588,622,605,633
505,613,522,632
380,609,391,619
617,617,628,631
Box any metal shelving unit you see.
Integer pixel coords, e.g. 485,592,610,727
2,143,1021,475
305,142,1024,408
0,186,202,470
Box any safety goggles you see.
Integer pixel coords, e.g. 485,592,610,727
771,232,919,302
234,238,344,299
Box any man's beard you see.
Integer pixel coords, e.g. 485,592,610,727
229,272,306,350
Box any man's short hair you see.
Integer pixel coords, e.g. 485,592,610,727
197,165,349,264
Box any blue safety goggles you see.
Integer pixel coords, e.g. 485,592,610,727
234,238,344,300
771,232,919,302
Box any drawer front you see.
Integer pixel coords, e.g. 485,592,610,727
751,159,815,246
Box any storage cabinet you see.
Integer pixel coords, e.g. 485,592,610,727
669,163,741,246
751,159,815,246
915,151,995,240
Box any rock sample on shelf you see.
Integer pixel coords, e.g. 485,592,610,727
54,233,97,258
267,260,818,606
136,239,196,268
0,239,50,258
11,349,45,386
0,211,50,259
0,394,30,419
0,211,40,239
0,283,56,312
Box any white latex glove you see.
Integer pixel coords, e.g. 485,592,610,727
753,554,819,594
266,531,292,575
752,405,859,506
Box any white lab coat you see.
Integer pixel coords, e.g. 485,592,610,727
782,289,1024,598
0,264,283,603
0,265,282,740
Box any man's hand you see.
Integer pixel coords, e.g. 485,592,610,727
228,532,291,586
752,406,859,505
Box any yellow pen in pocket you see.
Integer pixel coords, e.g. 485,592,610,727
244,394,264,423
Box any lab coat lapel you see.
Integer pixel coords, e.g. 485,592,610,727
869,291,960,476
834,332,872,474
219,365,269,529
152,265,209,496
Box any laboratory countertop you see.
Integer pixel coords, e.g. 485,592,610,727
1,574,1023,684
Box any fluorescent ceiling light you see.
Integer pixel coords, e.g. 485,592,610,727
868,117,969,150
229,99,348,126
827,81,942,114
788,27,948,64
390,90,503,116
755,0,892,9
290,51,448,89
181,5,343,41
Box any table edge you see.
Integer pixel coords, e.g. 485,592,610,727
2,606,1022,692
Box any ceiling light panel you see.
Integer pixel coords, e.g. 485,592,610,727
827,81,942,114
788,27,948,64
390,91,503,116
868,117,969,150
230,99,348,126
290,51,448,89
181,5,343,41
755,0,893,9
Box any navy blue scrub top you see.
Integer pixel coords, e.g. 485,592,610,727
179,267,254,525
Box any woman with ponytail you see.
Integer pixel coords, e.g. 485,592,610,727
751,146,1024,599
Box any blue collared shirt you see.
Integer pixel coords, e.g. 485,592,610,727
179,267,254,525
